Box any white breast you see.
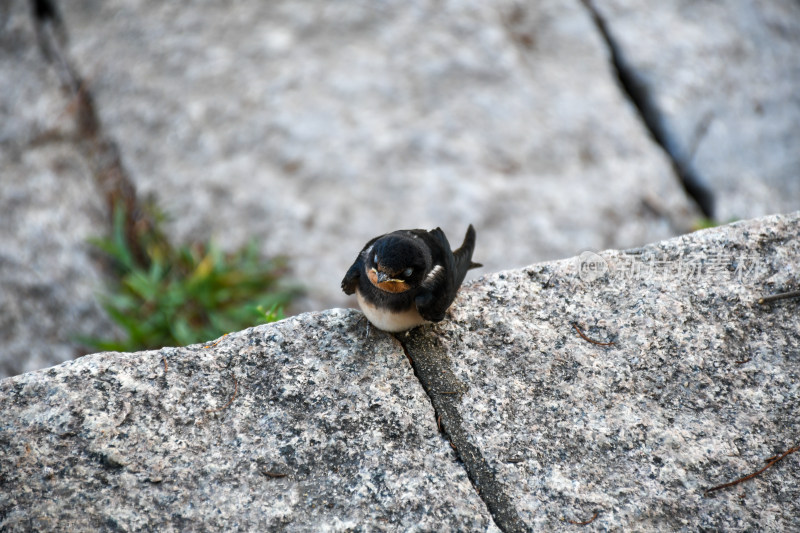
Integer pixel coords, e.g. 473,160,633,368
356,291,429,332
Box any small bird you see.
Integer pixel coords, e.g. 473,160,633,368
341,225,482,332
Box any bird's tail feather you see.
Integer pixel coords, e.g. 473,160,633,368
453,224,481,284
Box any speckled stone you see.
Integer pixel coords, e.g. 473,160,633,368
404,211,800,531
0,309,498,532
1,0,691,379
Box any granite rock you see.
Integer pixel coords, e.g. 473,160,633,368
0,309,498,532
0,143,113,378
2,0,797,382
404,211,800,531
0,0,112,377
0,0,694,378
0,0,113,377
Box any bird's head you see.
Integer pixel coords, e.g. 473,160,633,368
366,236,429,293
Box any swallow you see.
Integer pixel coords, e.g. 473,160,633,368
341,225,482,332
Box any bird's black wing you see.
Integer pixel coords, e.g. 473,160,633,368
415,225,480,322
341,234,382,295
341,258,361,295
415,228,456,322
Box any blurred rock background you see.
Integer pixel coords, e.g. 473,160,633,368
1,0,798,377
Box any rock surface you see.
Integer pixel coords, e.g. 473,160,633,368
0,310,497,532
405,211,800,531
59,0,694,297
0,0,698,376
2,212,798,531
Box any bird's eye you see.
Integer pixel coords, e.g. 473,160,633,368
403,267,413,278
373,254,379,264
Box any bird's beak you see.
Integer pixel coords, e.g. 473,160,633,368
376,271,391,283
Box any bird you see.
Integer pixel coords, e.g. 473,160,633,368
341,225,482,332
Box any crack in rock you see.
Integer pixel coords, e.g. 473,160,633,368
399,330,527,533
30,0,151,266
580,0,716,219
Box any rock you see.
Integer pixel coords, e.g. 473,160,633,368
405,211,800,531
0,0,697,377
2,212,798,531
0,309,498,531
591,0,800,221
0,143,113,378
58,0,696,307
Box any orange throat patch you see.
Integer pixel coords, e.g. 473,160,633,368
368,268,411,293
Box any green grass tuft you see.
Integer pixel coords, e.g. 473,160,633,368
83,204,300,352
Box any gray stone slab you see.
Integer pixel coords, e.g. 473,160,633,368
60,0,696,312
404,212,800,531
592,0,800,221
0,309,498,532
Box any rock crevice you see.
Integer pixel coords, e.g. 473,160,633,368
580,0,715,218
399,333,526,533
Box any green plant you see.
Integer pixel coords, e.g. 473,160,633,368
692,217,719,230
84,204,299,352
692,217,739,231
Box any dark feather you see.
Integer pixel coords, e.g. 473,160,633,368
416,225,479,322
343,225,481,328
341,258,361,295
